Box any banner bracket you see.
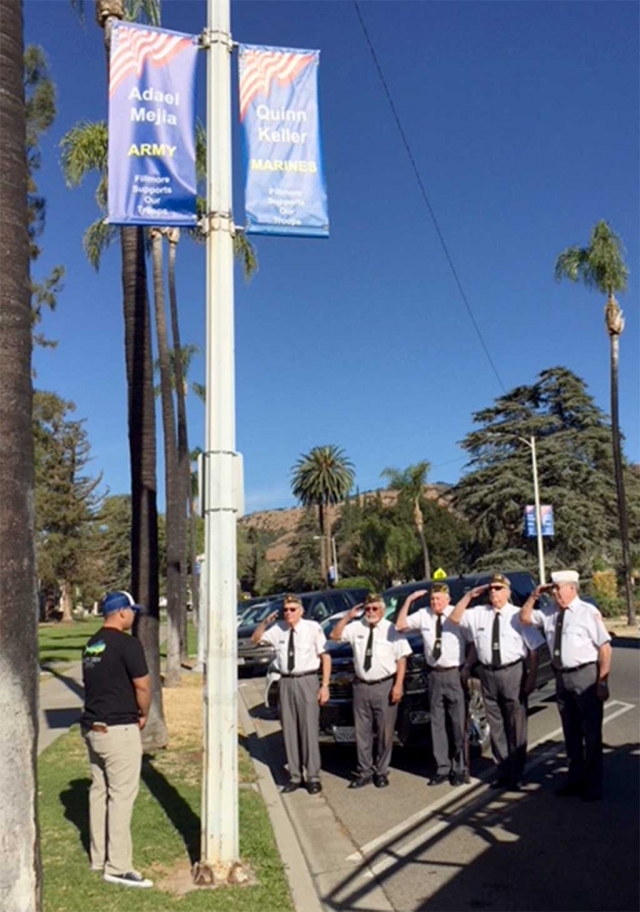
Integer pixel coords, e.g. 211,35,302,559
199,210,235,238
199,27,233,52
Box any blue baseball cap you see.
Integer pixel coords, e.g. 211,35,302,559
101,591,142,615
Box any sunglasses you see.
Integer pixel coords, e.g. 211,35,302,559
365,605,382,611
489,585,506,591
283,607,300,613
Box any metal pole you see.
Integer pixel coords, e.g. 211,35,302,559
197,0,238,875
530,436,546,585
331,536,339,584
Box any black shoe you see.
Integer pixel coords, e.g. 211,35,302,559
307,781,322,795
374,774,389,789
281,781,303,794
507,781,522,792
348,776,372,790
489,777,510,789
554,782,582,798
427,774,449,787
450,773,466,786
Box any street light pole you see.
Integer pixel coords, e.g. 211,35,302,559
195,0,240,881
528,435,546,585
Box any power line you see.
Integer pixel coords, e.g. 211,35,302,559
353,1,506,393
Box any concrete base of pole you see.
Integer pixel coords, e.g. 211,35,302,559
192,860,251,886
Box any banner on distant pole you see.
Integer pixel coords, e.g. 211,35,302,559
107,22,198,226
239,44,329,237
524,505,554,537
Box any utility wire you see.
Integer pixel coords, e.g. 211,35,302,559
353,1,506,393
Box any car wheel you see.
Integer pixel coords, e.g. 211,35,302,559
468,681,490,756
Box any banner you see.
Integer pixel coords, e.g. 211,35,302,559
108,22,198,226
524,505,554,538
239,44,329,237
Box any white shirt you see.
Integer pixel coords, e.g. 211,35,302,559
404,605,470,668
530,596,611,669
460,603,544,666
340,617,412,682
260,618,326,674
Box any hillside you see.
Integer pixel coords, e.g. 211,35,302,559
240,483,451,566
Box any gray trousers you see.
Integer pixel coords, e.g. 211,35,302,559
279,674,321,783
478,661,527,783
83,724,142,876
555,663,603,797
353,678,397,777
427,668,466,777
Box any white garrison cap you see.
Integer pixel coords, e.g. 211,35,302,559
551,570,579,585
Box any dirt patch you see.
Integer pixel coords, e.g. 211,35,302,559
154,857,256,895
162,672,203,750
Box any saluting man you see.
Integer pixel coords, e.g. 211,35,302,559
331,593,411,789
449,573,544,790
396,584,475,787
252,594,331,794
521,570,612,801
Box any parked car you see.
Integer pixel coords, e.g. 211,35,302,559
266,571,553,751
238,587,369,674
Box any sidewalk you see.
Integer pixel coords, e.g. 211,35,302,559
238,678,395,912
38,662,84,755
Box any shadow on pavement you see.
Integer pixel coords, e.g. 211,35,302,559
41,665,85,700
44,707,82,729
324,742,640,912
59,778,91,857
141,757,200,863
610,635,639,650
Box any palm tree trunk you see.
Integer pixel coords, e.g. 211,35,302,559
121,226,167,747
318,503,328,583
151,230,182,686
609,327,635,625
0,2,42,906
414,497,431,580
166,231,189,659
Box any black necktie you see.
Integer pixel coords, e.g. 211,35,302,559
552,609,565,670
433,615,443,662
287,628,295,673
364,625,374,672
492,612,501,668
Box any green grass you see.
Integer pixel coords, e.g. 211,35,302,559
39,619,103,667
40,728,294,912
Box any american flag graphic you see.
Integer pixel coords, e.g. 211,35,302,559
109,24,193,98
239,48,316,121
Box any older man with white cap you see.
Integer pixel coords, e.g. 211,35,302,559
520,570,612,801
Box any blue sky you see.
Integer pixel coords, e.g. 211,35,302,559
26,0,639,513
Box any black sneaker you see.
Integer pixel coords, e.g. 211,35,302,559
103,871,153,889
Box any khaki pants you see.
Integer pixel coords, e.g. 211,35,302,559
83,724,142,876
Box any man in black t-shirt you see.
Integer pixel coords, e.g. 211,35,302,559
81,590,152,889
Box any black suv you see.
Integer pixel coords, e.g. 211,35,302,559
303,571,552,748
238,587,369,673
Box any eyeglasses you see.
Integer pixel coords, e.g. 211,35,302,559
283,607,300,613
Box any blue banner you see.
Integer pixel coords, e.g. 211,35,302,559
107,22,198,226
524,505,554,538
239,44,329,237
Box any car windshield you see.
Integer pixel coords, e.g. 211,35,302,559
239,602,276,626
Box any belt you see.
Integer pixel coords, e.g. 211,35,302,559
429,665,462,673
280,670,319,678
356,674,395,685
481,659,523,671
557,661,597,674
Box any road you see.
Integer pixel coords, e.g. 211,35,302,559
241,635,639,912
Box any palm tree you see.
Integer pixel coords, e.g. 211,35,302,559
291,446,355,584
0,0,42,906
382,461,432,580
555,220,635,624
67,0,168,746
149,227,184,684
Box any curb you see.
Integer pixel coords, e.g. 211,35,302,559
238,692,325,912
